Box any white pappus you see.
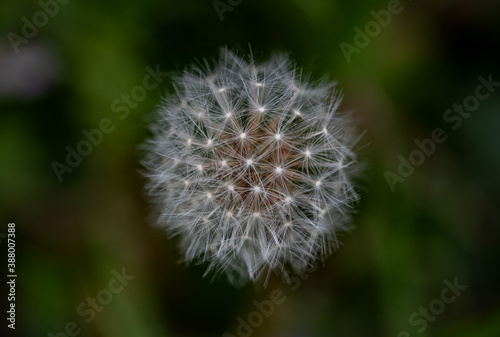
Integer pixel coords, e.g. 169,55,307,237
142,49,362,285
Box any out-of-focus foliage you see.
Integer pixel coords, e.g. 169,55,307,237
0,0,499,336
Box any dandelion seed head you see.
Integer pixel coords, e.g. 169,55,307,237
142,48,361,285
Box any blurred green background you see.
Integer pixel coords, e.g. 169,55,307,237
1,0,500,336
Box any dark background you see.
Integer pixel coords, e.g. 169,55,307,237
1,0,499,336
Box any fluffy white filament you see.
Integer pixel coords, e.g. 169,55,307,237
142,49,360,285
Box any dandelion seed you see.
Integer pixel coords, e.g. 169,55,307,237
142,48,361,285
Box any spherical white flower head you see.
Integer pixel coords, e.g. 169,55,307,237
142,49,360,285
